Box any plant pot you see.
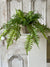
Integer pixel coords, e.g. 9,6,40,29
20,26,29,34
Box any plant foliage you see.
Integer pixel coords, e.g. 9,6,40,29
0,10,50,54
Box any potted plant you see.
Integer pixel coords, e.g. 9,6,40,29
0,10,50,54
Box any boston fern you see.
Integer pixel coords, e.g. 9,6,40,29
0,10,50,54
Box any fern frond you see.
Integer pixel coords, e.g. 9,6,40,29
25,35,33,54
